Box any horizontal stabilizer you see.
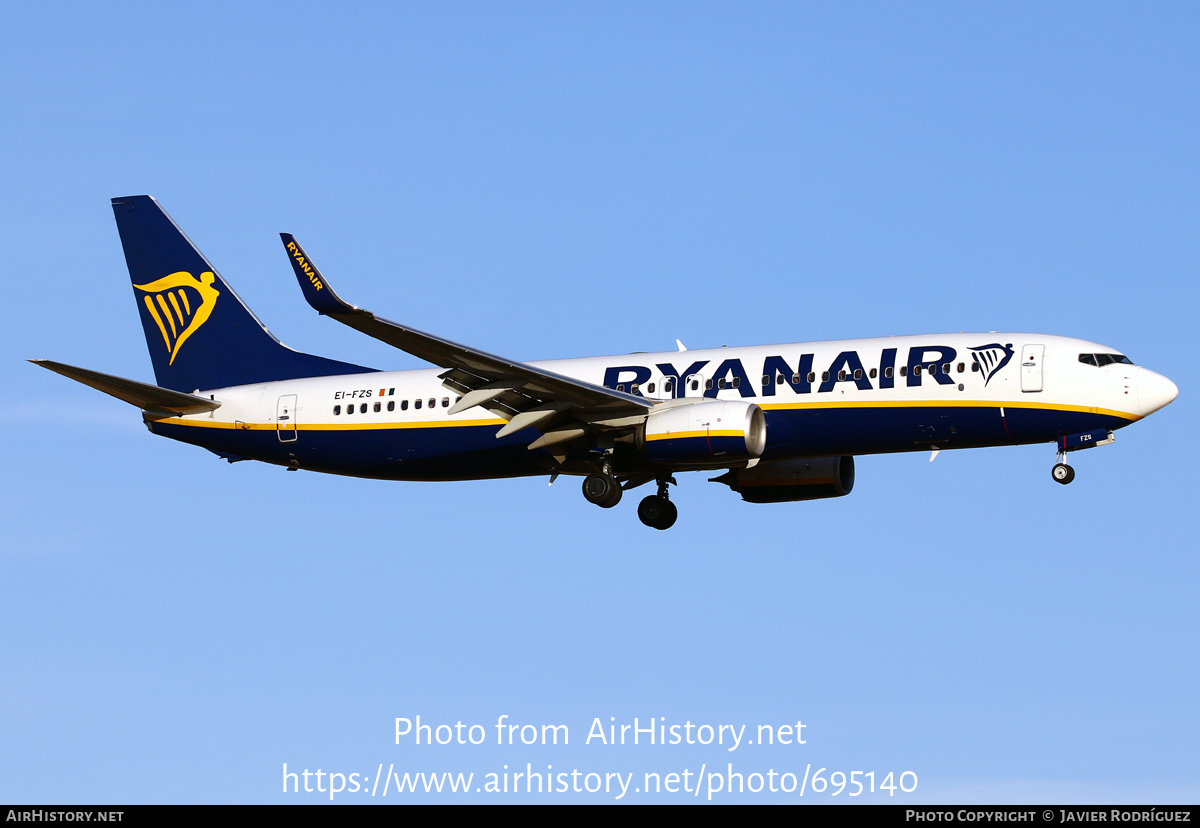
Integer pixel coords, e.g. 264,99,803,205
30,360,221,415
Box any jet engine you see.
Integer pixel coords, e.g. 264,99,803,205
711,456,855,503
635,400,766,467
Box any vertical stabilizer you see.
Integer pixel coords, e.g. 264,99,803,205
111,195,374,392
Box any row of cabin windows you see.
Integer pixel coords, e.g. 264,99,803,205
332,396,459,416
612,362,980,393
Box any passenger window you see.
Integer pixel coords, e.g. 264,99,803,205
971,363,980,372
928,364,937,375
631,384,639,395
647,383,655,393
956,362,964,373
441,397,449,407
717,378,726,389
884,367,893,379
790,374,799,385
762,375,770,387
822,372,830,382
837,370,846,381
415,399,422,409
942,363,951,374
617,384,626,392
869,368,877,379
732,377,741,388
428,398,435,408
912,365,921,376
705,379,713,390
664,379,673,393
402,400,409,410
333,405,341,415
360,403,367,413
807,372,815,383
374,402,381,413
854,368,863,380
387,401,395,412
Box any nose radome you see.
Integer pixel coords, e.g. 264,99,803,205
1137,367,1179,416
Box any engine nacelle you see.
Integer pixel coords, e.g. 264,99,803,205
636,400,766,466
712,456,855,503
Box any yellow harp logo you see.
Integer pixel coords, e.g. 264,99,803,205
134,271,220,365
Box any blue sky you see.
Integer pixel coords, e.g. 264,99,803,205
2,2,1196,803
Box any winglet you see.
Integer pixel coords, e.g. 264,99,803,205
280,234,354,316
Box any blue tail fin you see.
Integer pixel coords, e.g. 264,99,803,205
112,196,375,391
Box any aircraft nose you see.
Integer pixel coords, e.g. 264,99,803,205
1137,367,1179,416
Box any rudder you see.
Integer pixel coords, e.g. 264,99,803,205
112,196,374,391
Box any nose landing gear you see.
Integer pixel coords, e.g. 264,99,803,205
1051,447,1075,485
637,476,678,530
1052,462,1075,485
1049,429,1114,485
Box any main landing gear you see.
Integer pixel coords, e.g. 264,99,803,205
582,472,622,508
637,477,677,531
581,460,679,529
582,454,622,508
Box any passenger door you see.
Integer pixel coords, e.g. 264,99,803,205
1021,345,1044,392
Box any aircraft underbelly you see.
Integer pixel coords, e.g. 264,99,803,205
151,403,1130,480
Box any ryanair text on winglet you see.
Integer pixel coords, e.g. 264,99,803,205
287,241,324,291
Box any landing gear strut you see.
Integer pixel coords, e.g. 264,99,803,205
1052,450,1075,485
638,477,678,530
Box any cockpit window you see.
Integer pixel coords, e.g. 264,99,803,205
1080,353,1133,367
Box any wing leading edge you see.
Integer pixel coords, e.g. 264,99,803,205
279,234,651,453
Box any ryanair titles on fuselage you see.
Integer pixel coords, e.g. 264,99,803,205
599,341,1015,399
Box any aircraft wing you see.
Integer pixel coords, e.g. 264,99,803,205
280,234,651,448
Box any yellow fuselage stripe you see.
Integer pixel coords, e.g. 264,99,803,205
757,398,1139,421
645,429,744,441
155,416,507,431
155,399,1138,431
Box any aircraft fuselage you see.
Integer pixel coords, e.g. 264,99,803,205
148,332,1171,481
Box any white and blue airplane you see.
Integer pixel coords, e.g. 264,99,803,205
33,196,1178,529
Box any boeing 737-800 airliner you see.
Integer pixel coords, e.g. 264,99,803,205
33,196,1178,529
